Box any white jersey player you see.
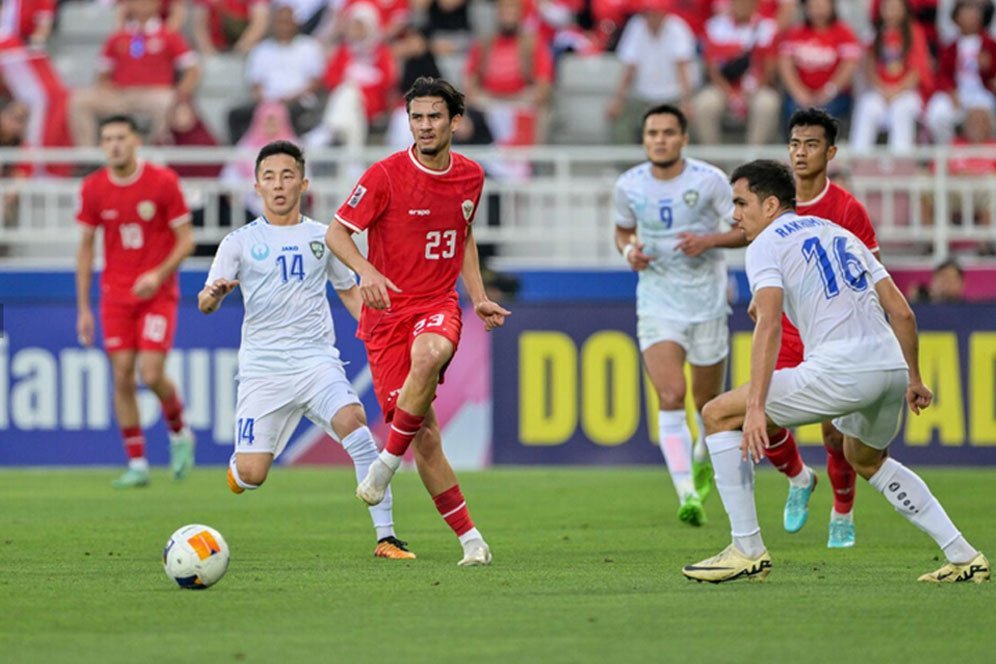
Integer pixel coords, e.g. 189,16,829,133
613,104,746,527
197,140,416,560
683,159,989,585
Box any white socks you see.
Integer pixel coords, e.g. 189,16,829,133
128,458,149,472
377,449,403,472
459,527,484,546
789,465,814,489
658,410,695,501
342,426,395,540
707,431,766,558
869,457,978,564
228,455,259,490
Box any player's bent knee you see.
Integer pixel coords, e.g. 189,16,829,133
331,404,367,439
700,398,729,434
235,458,270,486
842,440,884,480
657,391,685,411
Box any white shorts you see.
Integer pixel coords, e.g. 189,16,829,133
765,363,908,450
637,314,729,366
234,359,360,458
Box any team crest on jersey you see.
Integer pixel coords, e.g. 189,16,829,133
250,243,270,261
682,190,699,208
309,241,325,260
137,200,156,221
347,184,367,208
461,199,475,221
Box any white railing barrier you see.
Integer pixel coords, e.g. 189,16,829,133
0,145,993,267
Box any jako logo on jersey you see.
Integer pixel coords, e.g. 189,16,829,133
683,190,699,207
137,201,156,221
461,200,475,221
347,184,367,208
100,210,118,220
250,244,270,261
408,209,430,216
309,241,324,259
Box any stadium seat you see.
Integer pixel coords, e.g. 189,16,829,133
557,55,625,96
198,95,236,144
436,54,465,88
550,55,624,144
200,54,247,97
56,1,116,44
51,46,102,89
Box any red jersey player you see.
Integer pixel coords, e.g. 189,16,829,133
326,77,510,566
759,108,880,548
75,115,196,489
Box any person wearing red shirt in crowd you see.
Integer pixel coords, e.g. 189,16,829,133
326,77,510,566
117,0,187,32
0,30,71,170
191,0,270,55
758,108,880,549
306,2,396,153
464,0,553,145
75,115,196,489
69,0,200,147
0,0,54,48
850,0,934,153
925,0,996,145
873,0,939,55
330,0,410,42
778,0,862,125
691,0,781,145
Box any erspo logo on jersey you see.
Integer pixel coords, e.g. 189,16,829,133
347,184,367,208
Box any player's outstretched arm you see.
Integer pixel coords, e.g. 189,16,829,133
198,279,239,314
743,287,783,463
461,228,510,332
75,225,97,347
874,276,933,414
325,221,400,310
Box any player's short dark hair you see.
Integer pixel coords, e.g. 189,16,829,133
255,140,306,178
730,159,797,210
404,76,465,119
98,115,139,134
641,104,688,134
788,107,840,146
935,258,965,277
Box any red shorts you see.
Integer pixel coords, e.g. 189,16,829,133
776,320,805,370
362,297,463,422
100,293,178,353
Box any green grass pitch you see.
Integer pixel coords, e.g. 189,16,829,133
0,466,992,663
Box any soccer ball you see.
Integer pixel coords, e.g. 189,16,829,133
163,524,230,589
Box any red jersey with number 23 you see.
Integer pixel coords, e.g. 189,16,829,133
776,179,879,368
335,147,485,340
76,161,191,303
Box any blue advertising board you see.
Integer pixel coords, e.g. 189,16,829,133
492,302,996,466
0,272,379,466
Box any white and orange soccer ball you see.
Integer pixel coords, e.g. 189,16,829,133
163,524,230,589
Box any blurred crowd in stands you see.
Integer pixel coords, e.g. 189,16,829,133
0,0,996,251
4,0,996,156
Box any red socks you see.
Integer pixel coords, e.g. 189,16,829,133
764,428,804,477
160,390,185,434
122,426,145,460
826,443,857,514
433,484,475,537
385,408,424,457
